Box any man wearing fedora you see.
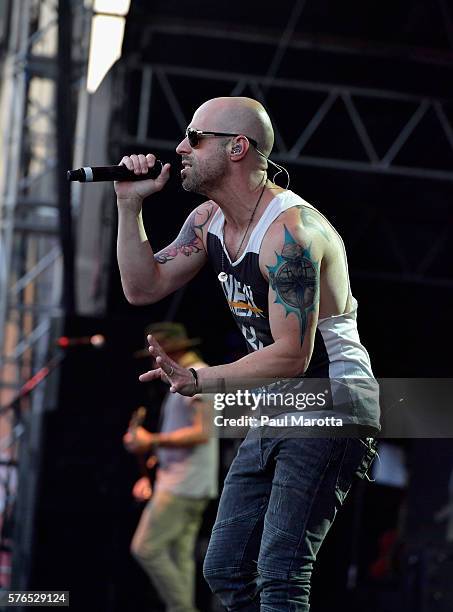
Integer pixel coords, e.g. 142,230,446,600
123,322,218,612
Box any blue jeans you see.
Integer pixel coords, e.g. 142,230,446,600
203,430,369,611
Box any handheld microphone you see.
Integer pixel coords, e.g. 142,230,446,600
67,160,163,182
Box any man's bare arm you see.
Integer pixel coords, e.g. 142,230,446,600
153,397,212,447
123,399,212,452
115,152,216,305
117,201,216,304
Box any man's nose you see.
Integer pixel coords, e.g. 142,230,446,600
176,136,190,155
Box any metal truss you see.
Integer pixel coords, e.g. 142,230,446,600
0,0,90,398
0,0,59,402
137,5,453,67
112,60,453,288
0,0,91,588
119,62,453,183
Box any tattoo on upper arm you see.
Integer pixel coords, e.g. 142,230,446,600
267,226,319,343
155,204,215,264
298,205,330,241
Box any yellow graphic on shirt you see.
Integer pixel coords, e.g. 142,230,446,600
222,275,264,318
227,301,263,314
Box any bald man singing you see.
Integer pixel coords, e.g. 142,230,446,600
116,97,380,611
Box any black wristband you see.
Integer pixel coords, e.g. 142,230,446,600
188,367,200,393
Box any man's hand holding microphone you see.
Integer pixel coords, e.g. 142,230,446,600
114,154,171,213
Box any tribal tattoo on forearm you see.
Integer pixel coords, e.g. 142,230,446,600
155,204,215,264
267,226,320,344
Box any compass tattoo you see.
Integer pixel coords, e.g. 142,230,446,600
155,204,215,264
267,226,319,343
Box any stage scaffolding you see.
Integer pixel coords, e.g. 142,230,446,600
0,0,91,590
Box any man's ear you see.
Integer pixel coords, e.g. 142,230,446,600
230,136,249,159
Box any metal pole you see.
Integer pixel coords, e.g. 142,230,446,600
56,0,75,314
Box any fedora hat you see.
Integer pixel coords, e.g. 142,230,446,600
133,322,201,358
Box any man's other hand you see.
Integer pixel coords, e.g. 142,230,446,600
139,334,199,396
132,476,152,502
123,425,155,454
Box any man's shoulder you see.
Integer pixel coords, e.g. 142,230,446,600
186,202,219,250
190,201,219,241
264,205,319,247
259,202,331,272
193,200,219,219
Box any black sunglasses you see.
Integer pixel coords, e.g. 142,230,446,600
185,127,258,149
